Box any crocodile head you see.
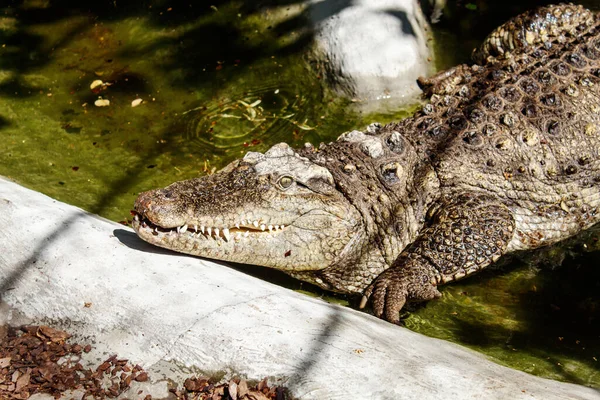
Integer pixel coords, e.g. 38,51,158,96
132,143,363,272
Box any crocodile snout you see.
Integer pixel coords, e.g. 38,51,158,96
134,188,186,228
138,187,179,208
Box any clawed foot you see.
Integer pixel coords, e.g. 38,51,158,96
360,266,441,324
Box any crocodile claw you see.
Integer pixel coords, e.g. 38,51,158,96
361,263,441,324
361,271,409,324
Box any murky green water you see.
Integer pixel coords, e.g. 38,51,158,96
1,0,599,388
0,0,414,222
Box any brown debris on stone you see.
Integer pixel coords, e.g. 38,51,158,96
171,376,289,400
1,325,291,399
0,325,147,399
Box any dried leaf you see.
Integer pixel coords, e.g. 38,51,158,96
229,380,238,400
15,369,30,392
0,357,10,368
97,361,111,372
212,385,225,397
184,377,209,392
3,382,15,392
257,378,267,392
237,379,249,398
246,391,271,400
135,372,149,382
38,326,70,343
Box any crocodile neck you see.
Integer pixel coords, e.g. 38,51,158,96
295,130,441,293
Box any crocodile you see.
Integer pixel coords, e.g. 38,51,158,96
133,4,600,323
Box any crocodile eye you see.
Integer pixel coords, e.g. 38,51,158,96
278,176,294,189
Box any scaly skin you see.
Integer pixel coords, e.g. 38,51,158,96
133,4,600,323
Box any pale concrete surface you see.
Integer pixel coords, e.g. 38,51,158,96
310,0,433,109
1,176,599,399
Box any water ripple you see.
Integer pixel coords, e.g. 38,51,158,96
182,82,319,156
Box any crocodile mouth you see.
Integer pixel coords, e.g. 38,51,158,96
131,210,288,242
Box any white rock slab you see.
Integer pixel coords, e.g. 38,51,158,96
310,0,433,109
0,176,598,399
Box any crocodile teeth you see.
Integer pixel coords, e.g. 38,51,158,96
133,214,139,221
169,220,285,239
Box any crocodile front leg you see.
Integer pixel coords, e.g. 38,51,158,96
361,194,515,323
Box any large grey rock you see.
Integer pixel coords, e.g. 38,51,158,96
0,176,598,399
310,0,433,109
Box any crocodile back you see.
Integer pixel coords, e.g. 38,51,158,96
386,7,600,250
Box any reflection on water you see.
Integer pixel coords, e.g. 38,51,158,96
1,0,599,388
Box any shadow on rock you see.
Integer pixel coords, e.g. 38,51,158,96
112,228,185,256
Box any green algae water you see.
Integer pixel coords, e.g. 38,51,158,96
1,0,599,388
0,0,413,222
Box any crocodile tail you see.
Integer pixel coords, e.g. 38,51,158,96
472,3,595,64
